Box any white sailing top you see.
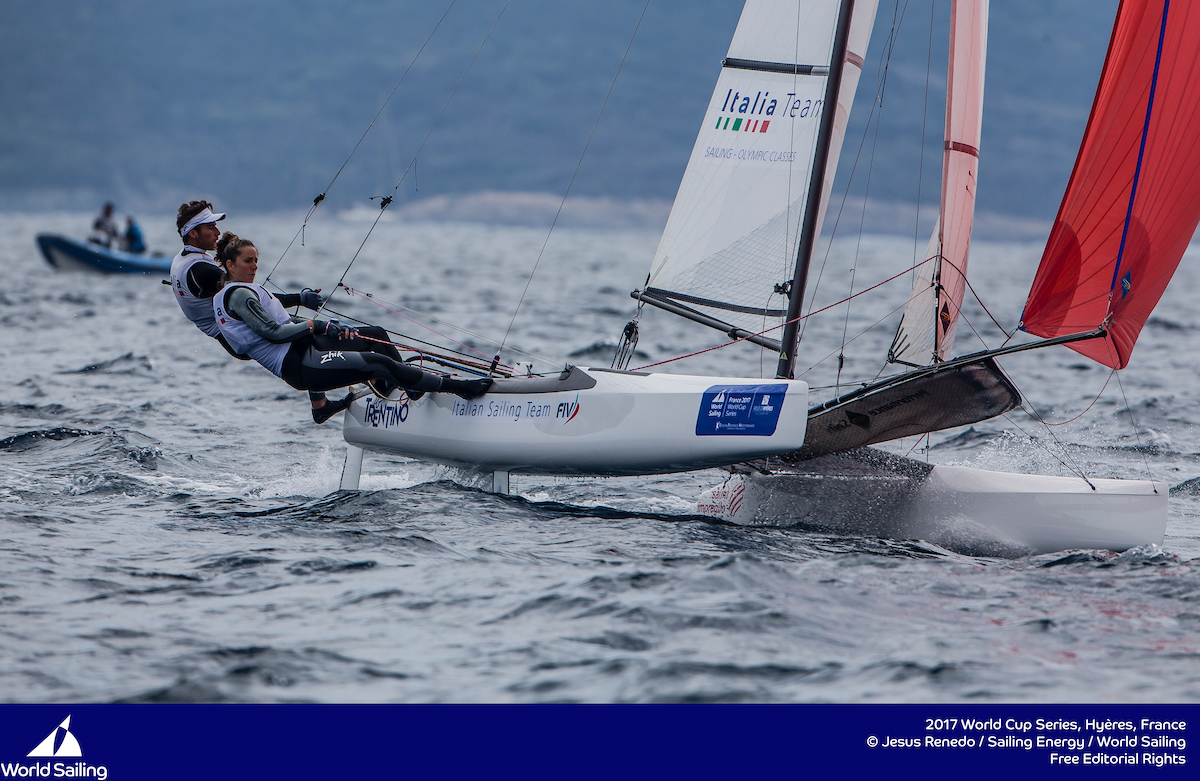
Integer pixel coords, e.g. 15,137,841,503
170,247,222,337
213,283,294,377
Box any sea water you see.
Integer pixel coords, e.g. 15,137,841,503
0,211,1197,703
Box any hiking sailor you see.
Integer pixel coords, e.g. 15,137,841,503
168,199,331,418
212,232,491,424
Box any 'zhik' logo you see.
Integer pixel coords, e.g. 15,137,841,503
27,716,82,757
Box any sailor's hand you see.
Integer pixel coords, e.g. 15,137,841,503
299,288,325,310
314,319,356,340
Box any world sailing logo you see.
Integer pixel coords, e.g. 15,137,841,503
27,717,81,758
1,715,109,780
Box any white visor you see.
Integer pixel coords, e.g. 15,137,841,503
179,208,226,238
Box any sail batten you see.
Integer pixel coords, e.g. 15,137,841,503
1022,0,1200,369
723,57,830,75
645,0,878,348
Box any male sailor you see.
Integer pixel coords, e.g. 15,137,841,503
170,200,235,349
168,200,335,422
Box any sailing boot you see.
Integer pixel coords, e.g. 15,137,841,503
313,391,355,424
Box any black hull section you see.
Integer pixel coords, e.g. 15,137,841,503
787,357,1020,461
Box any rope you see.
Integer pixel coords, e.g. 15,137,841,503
321,303,508,373
1112,361,1158,488
630,256,926,371
342,286,495,363
1038,369,1114,427
264,0,458,285
496,0,651,362
800,0,911,344
999,407,1096,489
797,298,909,378
319,1,512,311
904,432,928,457
318,315,506,377
913,0,935,271
632,278,913,374
337,286,558,368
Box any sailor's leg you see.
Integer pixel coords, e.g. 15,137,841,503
313,326,402,362
297,347,491,399
296,347,439,393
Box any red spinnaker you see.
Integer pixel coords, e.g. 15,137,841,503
1020,0,1200,369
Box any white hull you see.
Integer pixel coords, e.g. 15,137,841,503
696,449,1167,555
343,368,809,476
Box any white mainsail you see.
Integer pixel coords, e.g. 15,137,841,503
644,0,878,335
891,0,988,365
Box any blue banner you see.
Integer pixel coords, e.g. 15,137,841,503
696,384,787,436
0,704,1192,779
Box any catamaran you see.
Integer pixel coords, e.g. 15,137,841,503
692,0,1198,554
329,0,1198,554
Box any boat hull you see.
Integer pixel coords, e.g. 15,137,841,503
36,234,171,274
343,368,809,476
696,448,1168,555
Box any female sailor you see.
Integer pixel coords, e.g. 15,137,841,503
171,199,338,418
212,232,490,423
170,200,324,352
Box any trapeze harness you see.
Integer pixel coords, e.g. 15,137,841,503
213,282,444,394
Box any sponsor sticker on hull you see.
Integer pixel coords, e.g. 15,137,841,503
695,384,787,436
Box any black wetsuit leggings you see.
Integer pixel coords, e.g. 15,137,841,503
279,327,443,394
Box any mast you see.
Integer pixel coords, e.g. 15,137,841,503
775,0,857,379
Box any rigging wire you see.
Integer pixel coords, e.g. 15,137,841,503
312,309,501,375
936,299,1101,486
1112,359,1158,487
633,286,909,375
1038,369,1114,427
998,407,1097,489
495,0,652,367
912,0,935,273
632,254,928,372
319,1,512,314
769,0,807,380
796,298,909,378
322,304,505,369
263,0,459,286
799,0,909,346
835,26,902,392
338,286,560,368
